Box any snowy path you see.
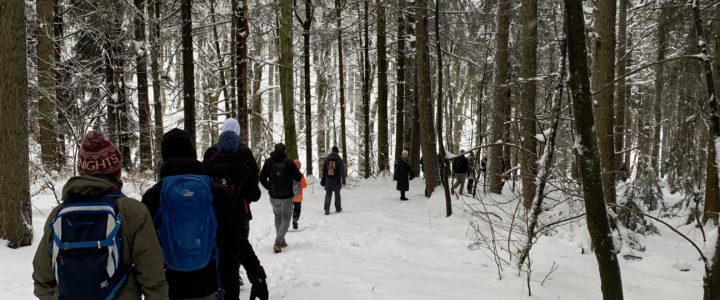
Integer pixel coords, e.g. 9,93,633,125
0,177,708,299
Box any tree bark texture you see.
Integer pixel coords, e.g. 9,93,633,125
363,0,371,178
488,0,511,194
394,0,406,162
149,0,164,173
415,0,437,196
135,0,152,171
280,0,298,159
615,0,628,176
37,0,59,169
235,0,249,143
520,0,538,208
377,0,389,172
336,0,348,164
181,0,196,145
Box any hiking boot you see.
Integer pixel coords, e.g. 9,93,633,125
401,197,409,201
325,210,330,215
273,244,282,253
292,220,298,229
279,240,288,248
336,208,342,213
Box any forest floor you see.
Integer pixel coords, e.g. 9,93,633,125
0,175,707,299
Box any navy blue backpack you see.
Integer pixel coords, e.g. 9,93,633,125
154,175,218,272
49,190,128,300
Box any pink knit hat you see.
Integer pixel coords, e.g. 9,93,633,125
77,130,122,177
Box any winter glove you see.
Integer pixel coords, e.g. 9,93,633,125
320,176,326,187
249,266,269,300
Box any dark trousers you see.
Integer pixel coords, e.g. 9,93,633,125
324,189,342,211
292,202,302,221
401,191,406,199
219,250,240,300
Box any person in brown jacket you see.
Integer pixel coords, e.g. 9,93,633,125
32,130,168,300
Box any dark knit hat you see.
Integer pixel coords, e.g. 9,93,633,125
77,130,122,177
217,131,240,153
274,143,287,153
332,146,339,153
161,128,196,160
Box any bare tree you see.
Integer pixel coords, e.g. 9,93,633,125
519,0,538,208
181,0,196,145
488,0,511,194
135,0,152,170
415,0,437,195
37,0,60,169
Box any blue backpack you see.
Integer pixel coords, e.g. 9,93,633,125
154,175,217,272
49,190,128,300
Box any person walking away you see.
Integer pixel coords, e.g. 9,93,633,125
33,130,168,300
143,129,268,300
321,146,347,215
451,150,470,196
203,118,261,238
394,150,415,200
292,159,308,229
467,152,477,194
259,143,303,253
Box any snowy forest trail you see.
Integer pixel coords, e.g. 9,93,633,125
0,177,708,299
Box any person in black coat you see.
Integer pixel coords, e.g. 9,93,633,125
142,128,268,300
451,150,470,195
394,150,415,200
321,146,347,214
259,143,303,253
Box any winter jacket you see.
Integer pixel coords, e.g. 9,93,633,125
292,176,308,203
203,144,261,220
321,152,346,191
467,156,476,176
452,155,469,174
33,175,169,300
394,158,415,192
141,158,265,299
259,151,303,199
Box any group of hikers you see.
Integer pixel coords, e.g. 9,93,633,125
32,118,347,300
393,149,487,200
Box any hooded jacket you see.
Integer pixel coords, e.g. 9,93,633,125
142,158,264,299
259,150,303,199
321,152,346,191
33,175,169,300
394,158,415,192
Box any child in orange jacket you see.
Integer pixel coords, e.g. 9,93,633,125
292,159,308,229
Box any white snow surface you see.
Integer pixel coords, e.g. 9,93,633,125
0,177,708,299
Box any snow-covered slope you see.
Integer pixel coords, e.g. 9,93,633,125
0,176,706,299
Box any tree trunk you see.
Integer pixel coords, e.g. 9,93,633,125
336,0,348,164
519,0,538,209
394,0,406,162
0,0,33,248
135,0,153,171
591,0,617,205
564,1,625,298
149,0,164,173
363,0,371,178
300,0,313,174
181,0,196,145
209,0,230,118
488,0,511,194
435,0,451,215
652,4,669,177
704,0,720,226
236,0,249,143
615,0,628,178
377,0,389,172
280,0,298,159
37,0,59,169
415,0,437,196
251,38,264,151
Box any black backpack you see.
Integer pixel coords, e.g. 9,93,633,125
270,161,292,198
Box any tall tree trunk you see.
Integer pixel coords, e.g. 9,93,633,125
209,0,230,116
652,4,669,177
615,0,628,178
118,58,132,170
336,0,348,164
519,0,538,209
37,0,59,169
564,1,625,298
301,0,313,175
591,0,617,205
702,0,720,225
363,0,371,178
181,0,196,145
415,0,437,196
0,0,33,248
377,0,389,173
235,0,249,143
280,0,298,158
394,0,406,162
54,0,68,166
149,0,165,172
435,0,451,215
135,0,153,171
488,0,511,194
251,38,264,151
316,36,330,173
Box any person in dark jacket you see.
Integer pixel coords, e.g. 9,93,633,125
33,130,168,300
259,143,303,253
451,150,470,195
467,152,477,194
203,118,261,238
142,129,268,300
321,146,347,215
394,150,415,200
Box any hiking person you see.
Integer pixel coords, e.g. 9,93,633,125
394,150,415,200
33,130,168,300
292,159,308,230
259,143,303,253
203,118,261,238
321,146,346,215
467,152,477,194
451,150,470,196
143,128,268,300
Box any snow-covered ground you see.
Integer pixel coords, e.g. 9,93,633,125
0,176,707,299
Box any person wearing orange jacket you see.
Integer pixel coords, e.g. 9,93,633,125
292,159,308,230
